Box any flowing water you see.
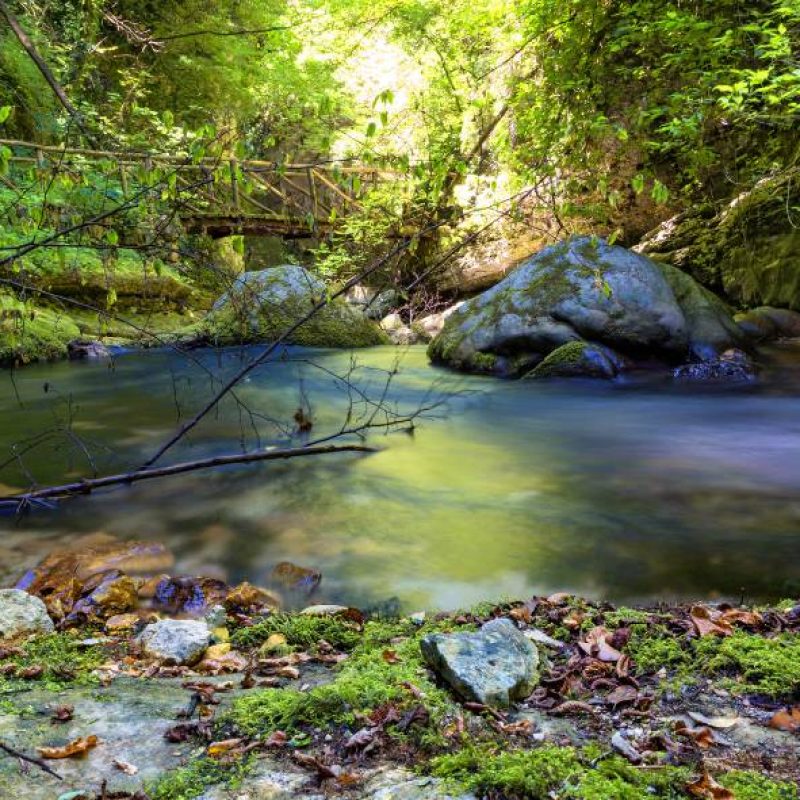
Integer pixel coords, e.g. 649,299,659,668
1,342,799,612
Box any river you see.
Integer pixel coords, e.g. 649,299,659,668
1,342,799,611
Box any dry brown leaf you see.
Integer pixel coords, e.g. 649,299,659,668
769,706,800,733
37,735,99,759
675,720,716,749
690,606,732,637
686,771,735,799
579,627,622,662
207,738,244,757
606,685,639,707
112,758,138,775
687,711,739,730
51,704,74,724
264,730,288,747
382,649,401,664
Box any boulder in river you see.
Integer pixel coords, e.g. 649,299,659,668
673,349,757,384
736,306,800,342
0,589,54,640
428,236,746,378
526,340,628,380
420,618,539,707
138,619,211,665
197,265,388,348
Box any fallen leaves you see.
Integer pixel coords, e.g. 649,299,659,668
112,758,138,775
37,735,99,760
686,771,735,799
690,605,763,637
769,706,800,733
51,704,74,724
578,627,621,662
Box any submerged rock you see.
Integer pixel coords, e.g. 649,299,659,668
420,618,539,707
525,341,628,380
138,619,210,665
196,265,387,348
673,349,757,384
0,589,54,639
67,339,111,359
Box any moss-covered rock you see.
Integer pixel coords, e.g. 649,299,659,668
0,293,81,366
636,168,800,310
736,306,800,342
194,265,388,348
525,340,627,380
429,237,744,377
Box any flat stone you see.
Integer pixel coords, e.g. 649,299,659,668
365,768,476,799
0,589,54,639
420,618,539,707
300,604,350,616
138,619,210,665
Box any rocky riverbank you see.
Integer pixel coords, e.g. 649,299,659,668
0,536,798,800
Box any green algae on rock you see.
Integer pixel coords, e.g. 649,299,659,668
193,265,388,348
0,293,81,365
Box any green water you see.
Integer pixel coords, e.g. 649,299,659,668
1,343,799,611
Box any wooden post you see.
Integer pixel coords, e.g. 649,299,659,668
229,158,240,213
307,166,319,222
35,147,44,168
119,164,128,197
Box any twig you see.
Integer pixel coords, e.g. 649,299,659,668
0,741,63,781
0,443,375,507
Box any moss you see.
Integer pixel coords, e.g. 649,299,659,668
229,612,364,651
0,294,80,365
626,623,691,675
229,618,454,747
148,755,254,800
0,632,104,693
195,295,387,348
720,770,799,800
469,351,498,372
603,607,653,627
701,631,800,697
429,745,690,799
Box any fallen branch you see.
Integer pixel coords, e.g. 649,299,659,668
0,443,375,507
0,741,63,781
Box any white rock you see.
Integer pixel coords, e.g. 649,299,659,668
0,589,54,640
138,619,210,665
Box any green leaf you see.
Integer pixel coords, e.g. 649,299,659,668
0,106,11,124
106,229,119,246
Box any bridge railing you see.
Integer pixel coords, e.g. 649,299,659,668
0,138,396,237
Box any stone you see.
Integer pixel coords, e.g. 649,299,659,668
420,618,539,707
300,604,350,616
138,619,210,665
429,236,692,376
673,349,757,384
198,265,387,348
525,340,628,380
345,284,399,320
67,339,111,359
365,768,477,800
736,306,800,342
0,589,54,639
635,169,800,310
413,303,464,342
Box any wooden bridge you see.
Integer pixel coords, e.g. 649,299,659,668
0,139,396,238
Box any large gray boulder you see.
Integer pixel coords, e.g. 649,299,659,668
138,619,210,665
0,589,54,639
428,237,745,377
420,618,539,707
196,265,387,348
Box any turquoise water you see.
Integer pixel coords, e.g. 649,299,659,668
0,342,799,611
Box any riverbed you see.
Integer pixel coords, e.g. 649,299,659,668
1,342,799,611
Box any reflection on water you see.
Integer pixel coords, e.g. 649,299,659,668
0,342,799,611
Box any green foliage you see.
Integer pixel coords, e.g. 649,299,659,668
720,770,799,800
0,633,103,693
430,745,691,799
702,631,800,697
148,755,254,800
229,612,363,651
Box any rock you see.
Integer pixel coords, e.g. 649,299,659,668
525,340,628,380
635,169,800,310
420,618,539,707
413,303,464,343
429,237,692,376
67,571,138,622
197,760,309,799
380,313,421,344
656,262,747,360
0,589,54,639
204,604,228,629
365,768,477,799
138,619,210,665
736,306,800,342
152,575,229,615
67,339,111,359
271,561,321,594
345,284,399,320
300,604,350,616
197,265,388,348
673,349,757,384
